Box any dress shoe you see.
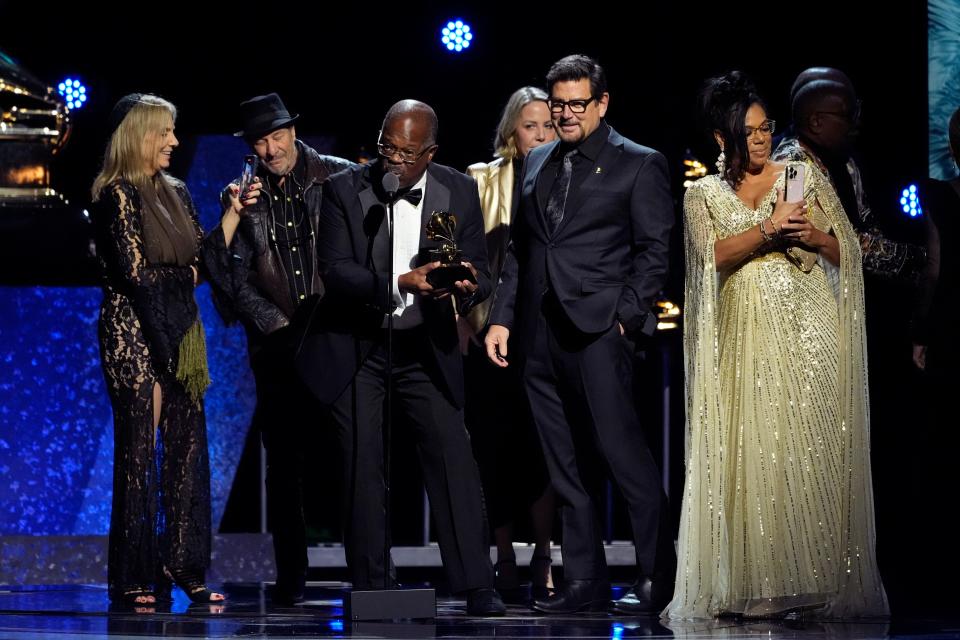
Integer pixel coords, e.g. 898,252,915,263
532,579,610,614
611,575,674,614
466,587,507,616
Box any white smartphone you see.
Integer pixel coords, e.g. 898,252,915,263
785,164,805,203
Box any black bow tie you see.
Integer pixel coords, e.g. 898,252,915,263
397,188,422,206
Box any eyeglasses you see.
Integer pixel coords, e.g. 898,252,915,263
547,97,596,114
376,132,435,164
744,120,776,138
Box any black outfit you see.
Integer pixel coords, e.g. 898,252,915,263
463,341,547,529
464,155,549,532
298,159,495,593
94,178,209,599
204,141,353,344
264,151,316,309
906,179,960,613
202,141,353,596
490,122,677,583
773,132,926,281
915,179,959,386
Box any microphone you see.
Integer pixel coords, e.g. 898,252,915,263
382,172,400,201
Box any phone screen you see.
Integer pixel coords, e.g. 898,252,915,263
239,155,258,199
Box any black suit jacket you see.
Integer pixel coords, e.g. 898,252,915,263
295,159,491,407
490,125,674,348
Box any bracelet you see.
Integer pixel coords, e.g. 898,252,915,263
767,201,782,239
759,217,772,242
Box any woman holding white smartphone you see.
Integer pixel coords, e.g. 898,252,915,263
664,71,888,621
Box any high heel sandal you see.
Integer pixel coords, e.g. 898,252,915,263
163,566,225,603
529,554,554,601
114,587,157,608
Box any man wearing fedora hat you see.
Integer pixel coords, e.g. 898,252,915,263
202,92,353,605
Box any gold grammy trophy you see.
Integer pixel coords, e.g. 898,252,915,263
425,210,476,288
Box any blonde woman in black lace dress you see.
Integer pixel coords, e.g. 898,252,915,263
92,94,221,605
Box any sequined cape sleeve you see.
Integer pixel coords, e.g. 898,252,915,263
806,168,887,617
667,178,729,618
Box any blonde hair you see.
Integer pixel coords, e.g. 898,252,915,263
91,94,177,200
493,86,549,161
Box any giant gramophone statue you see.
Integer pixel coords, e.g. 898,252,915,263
1,49,93,283
0,51,71,207
424,210,476,289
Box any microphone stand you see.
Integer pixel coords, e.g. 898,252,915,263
345,173,436,623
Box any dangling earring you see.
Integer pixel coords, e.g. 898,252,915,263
716,151,726,174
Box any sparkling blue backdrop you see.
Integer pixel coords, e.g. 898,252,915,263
0,136,260,535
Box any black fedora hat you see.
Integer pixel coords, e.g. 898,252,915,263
234,93,299,139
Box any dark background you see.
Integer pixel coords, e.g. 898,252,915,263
2,0,945,614
1,2,928,219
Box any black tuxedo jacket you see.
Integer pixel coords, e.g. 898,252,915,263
295,159,491,407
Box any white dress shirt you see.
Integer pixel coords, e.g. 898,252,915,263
385,171,428,329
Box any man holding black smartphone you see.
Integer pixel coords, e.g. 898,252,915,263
201,93,353,605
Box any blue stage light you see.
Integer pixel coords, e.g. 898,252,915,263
900,184,922,218
440,19,472,53
58,77,88,111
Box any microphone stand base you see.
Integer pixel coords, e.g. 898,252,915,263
344,587,437,621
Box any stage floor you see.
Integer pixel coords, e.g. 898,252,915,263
0,582,944,639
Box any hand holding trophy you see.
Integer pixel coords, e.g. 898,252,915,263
425,210,478,290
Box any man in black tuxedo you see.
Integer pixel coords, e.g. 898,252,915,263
485,55,676,614
300,99,504,616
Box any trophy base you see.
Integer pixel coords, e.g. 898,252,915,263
426,264,476,289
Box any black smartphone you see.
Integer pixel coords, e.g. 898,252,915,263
238,154,258,200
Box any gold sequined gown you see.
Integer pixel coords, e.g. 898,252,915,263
664,163,888,620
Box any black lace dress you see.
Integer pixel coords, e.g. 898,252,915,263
94,178,210,598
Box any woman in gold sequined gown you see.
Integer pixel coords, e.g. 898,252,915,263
664,72,887,620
